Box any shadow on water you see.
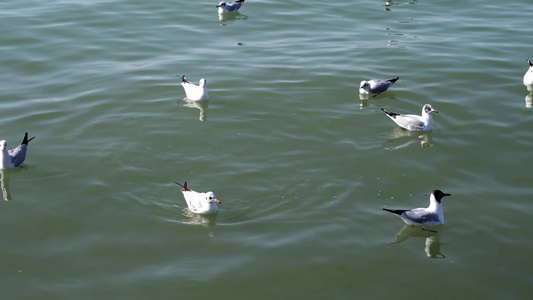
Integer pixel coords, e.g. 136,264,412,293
524,84,533,108
358,93,399,109
388,224,446,259
382,128,433,150
1,167,26,201
180,98,210,121
180,208,218,237
218,12,248,23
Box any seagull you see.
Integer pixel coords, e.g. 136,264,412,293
175,182,221,214
383,190,451,226
524,59,533,85
216,0,245,14
381,104,438,132
0,132,35,170
359,77,399,95
180,75,209,101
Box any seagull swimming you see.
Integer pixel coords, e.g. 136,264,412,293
175,182,221,214
524,59,533,85
0,132,35,170
359,77,399,95
180,75,209,101
216,0,245,14
383,190,452,226
381,104,438,132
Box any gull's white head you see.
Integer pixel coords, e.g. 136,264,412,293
360,80,369,89
0,140,6,152
216,1,227,8
199,78,207,88
423,104,438,115
206,191,221,204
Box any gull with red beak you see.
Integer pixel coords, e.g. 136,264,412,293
381,104,439,131
175,182,221,215
383,190,451,226
179,75,209,101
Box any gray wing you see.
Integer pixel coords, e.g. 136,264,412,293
389,114,424,130
227,1,243,11
370,80,393,93
403,209,439,224
8,144,28,167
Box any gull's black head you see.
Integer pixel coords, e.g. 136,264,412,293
433,189,451,203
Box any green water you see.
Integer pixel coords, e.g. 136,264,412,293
1,0,532,299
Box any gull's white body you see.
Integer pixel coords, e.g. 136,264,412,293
180,76,209,101
216,0,245,14
383,190,451,226
381,104,438,132
177,182,221,214
524,59,533,85
0,132,35,170
359,77,399,95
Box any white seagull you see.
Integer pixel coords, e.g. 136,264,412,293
359,77,399,95
175,182,221,214
0,132,35,170
180,75,209,101
383,190,452,226
381,104,438,132
216,0,245,14
524,59,533,85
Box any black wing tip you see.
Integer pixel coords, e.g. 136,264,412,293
527,59,533,67
381,107,397,116
22,132,35,145
382,208,405,215
175,181,191,191
389,76,400,83
180,75,187,83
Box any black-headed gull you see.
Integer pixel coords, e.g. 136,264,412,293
359,77,399,95
175,182,221,214
383,190,452,226
0,132,35,170
216,0,245,14
524,59,533,85
381,104,438,132
180,75,209,101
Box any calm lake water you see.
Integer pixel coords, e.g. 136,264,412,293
1,0,533,299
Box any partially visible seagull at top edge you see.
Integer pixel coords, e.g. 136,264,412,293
180,75,209,101
383,190,452,226
0,132,35,170
524,59,533,85
359,77,399,95
381,104,438,132
216,0,245,14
